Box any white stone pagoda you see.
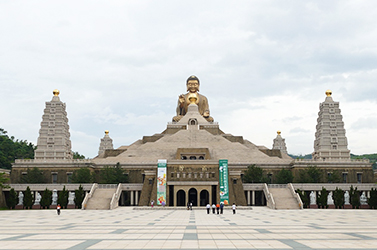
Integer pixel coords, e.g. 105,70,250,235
272,131,288,155
34,90,72,160
98,130,114,156
312,90,350,161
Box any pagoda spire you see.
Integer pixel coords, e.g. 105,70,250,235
272,130,288,154
98,130,114,156
34,90,72,160
312,90,350,160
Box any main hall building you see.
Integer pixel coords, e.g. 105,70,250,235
10,77,373,208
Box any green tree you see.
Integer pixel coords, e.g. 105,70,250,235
242,165,267,183
317,187,328,208
368,188,377,209
275,169,294,184
0,172,9,188
74,185,85,209
351,153,377,170
6,188,18,209
296,189,309,208
71,168,93,183
350,185,360,209
306,166,322,183
58,186,69,208
99,163,129,184
73,151,85,159
21,167,47,183
23,186,33,209
40,188,52,209
296,166,322,183
333,188,345,208
327,171,341,183
0,128,35,169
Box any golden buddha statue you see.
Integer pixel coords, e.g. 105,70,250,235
173,76,214,122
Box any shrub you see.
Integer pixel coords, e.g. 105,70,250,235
368,188,377,209
74,185,85,209
333,188,345,209
296,189,309,208
58,186,69,209
40,188,52,209
317,187,328,208
6,188,18,209
350,185,360,209
23,186,33,209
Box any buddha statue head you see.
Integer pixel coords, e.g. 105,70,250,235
186,75,200,93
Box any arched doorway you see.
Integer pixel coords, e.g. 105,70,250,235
200,190,209,206
176,190,186,206
188,188,198,206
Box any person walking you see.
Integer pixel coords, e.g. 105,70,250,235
57,204,61,215
220,202,224,214
216,203,220,214
189,202,193,210
151,200,154,208
187,201,190,210
206,203,210,214
212,204,216,214
232,203,236,214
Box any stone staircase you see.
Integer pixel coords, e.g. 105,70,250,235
269,187,300,209
85,188,116,210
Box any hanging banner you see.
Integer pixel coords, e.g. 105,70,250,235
157,159,167,206
219,159,229,205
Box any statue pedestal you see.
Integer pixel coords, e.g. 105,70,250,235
32,205,41,209
15,205,24,209
67,204,75,209
309,204,318,209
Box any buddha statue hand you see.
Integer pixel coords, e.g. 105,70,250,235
178,94,185,104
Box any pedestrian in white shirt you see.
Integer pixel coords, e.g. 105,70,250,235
232,203,236,214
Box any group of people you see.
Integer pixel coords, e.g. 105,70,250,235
206,203,236,214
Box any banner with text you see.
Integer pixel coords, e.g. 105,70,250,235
219,159,229,205
157,159,167,206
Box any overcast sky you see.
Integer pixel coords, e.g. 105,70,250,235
1,1,377,158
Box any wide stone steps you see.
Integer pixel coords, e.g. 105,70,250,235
86,188,116,210
269,187,300,210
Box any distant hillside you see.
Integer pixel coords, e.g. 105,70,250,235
351,153,377,170
289,154,312,159
0,128,85,170
0,128,35,169
289,152,377,170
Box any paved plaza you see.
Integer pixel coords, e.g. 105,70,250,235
1,207,377,250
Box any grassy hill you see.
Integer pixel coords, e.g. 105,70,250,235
289,152,377,170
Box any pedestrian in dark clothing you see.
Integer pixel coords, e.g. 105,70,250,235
57,204,61,215
220,202,224,214
206,203,210,214
216,203,220,214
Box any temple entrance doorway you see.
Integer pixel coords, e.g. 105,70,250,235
176,190,186,206
200,190,209,206
188,188,198,206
